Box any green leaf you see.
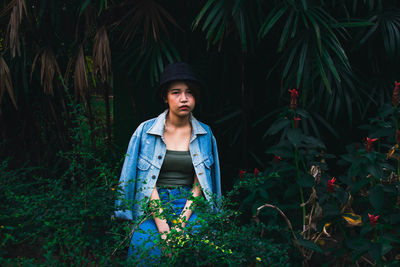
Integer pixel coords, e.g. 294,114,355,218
284,183,299,198
287,128,302,147
297,238,323,253
315,54,332,93
259,6,288,37
202,0,224,31
367,164,382,179
382,233,400,243
331,22,375,28
370,242,382,265
80,0,91,15
302,136,325,149
369,184,384,211
297,174,315,187
265,118,290,137
296,40,308,87
266,144,294,158
382,243,393,256
192,0,215,29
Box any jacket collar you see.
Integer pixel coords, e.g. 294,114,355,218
147,109,207,137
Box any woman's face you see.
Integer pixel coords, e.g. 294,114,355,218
165,81,195,118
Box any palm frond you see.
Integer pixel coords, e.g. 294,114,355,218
0,55,17,113
193,0,260,52
115,0,182,48
0,0,17,18
74,44,89,100
31,47,62,96
119,39,180,86
6,0,27,57
93,26,111,82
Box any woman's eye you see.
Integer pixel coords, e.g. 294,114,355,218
187,90,192,95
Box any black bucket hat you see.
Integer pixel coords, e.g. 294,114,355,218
158,62,201,89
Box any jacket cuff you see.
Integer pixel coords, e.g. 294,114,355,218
114,210,133,221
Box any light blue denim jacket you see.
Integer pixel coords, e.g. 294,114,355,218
115,110,221,220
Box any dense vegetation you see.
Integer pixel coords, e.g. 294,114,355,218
1,0,400,265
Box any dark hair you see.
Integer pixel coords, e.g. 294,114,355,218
160,80,201,102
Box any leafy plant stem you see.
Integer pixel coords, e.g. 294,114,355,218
295,148,306,229
398,159,400,177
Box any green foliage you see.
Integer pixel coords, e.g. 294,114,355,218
234,85,400,265
0,102,127,265
0,100,291,265
126,194,290,266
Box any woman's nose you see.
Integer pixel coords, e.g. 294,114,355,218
180,93,188,101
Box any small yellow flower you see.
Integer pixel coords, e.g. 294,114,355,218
321,159,326,164
90,216,94,219
256,257,261,262
111,188,115,191
228,249,233,254
171,219,178,224
0,225,4,229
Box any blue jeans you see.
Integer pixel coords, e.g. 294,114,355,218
127,186,199,264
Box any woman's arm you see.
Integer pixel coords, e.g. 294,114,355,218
150,187,170,239
177,176,202,229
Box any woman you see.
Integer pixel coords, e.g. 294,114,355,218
114,62,221,263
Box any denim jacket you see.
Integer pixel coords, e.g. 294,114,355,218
115,110,221,220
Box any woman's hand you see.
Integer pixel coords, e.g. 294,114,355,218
160,231,173,258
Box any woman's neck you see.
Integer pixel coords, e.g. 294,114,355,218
166,110,190,128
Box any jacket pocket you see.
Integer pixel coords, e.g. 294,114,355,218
137,157,151,171
204,154,214,169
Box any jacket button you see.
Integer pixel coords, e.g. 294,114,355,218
158,155,162,159
199,172,203,175
193,153,198,156
152,175,156,179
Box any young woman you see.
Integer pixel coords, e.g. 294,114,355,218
114,62,221,262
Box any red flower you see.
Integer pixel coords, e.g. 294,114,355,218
254,168,260,177
327,177,336,193
393,81,400,107
366,137,378,153
273,155,282,164
289,89,299,98
239,170,246,179
293,116,301,128
289,89,299,110
368,213,379,227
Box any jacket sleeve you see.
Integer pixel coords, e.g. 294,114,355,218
114,123,143,220
211,132,222,197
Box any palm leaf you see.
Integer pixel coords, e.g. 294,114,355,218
74,44,89,100
6,0,27,57
115,0,182,48
93,26,111,82
0,55,17,112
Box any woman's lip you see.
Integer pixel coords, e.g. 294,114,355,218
179,106,189,110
